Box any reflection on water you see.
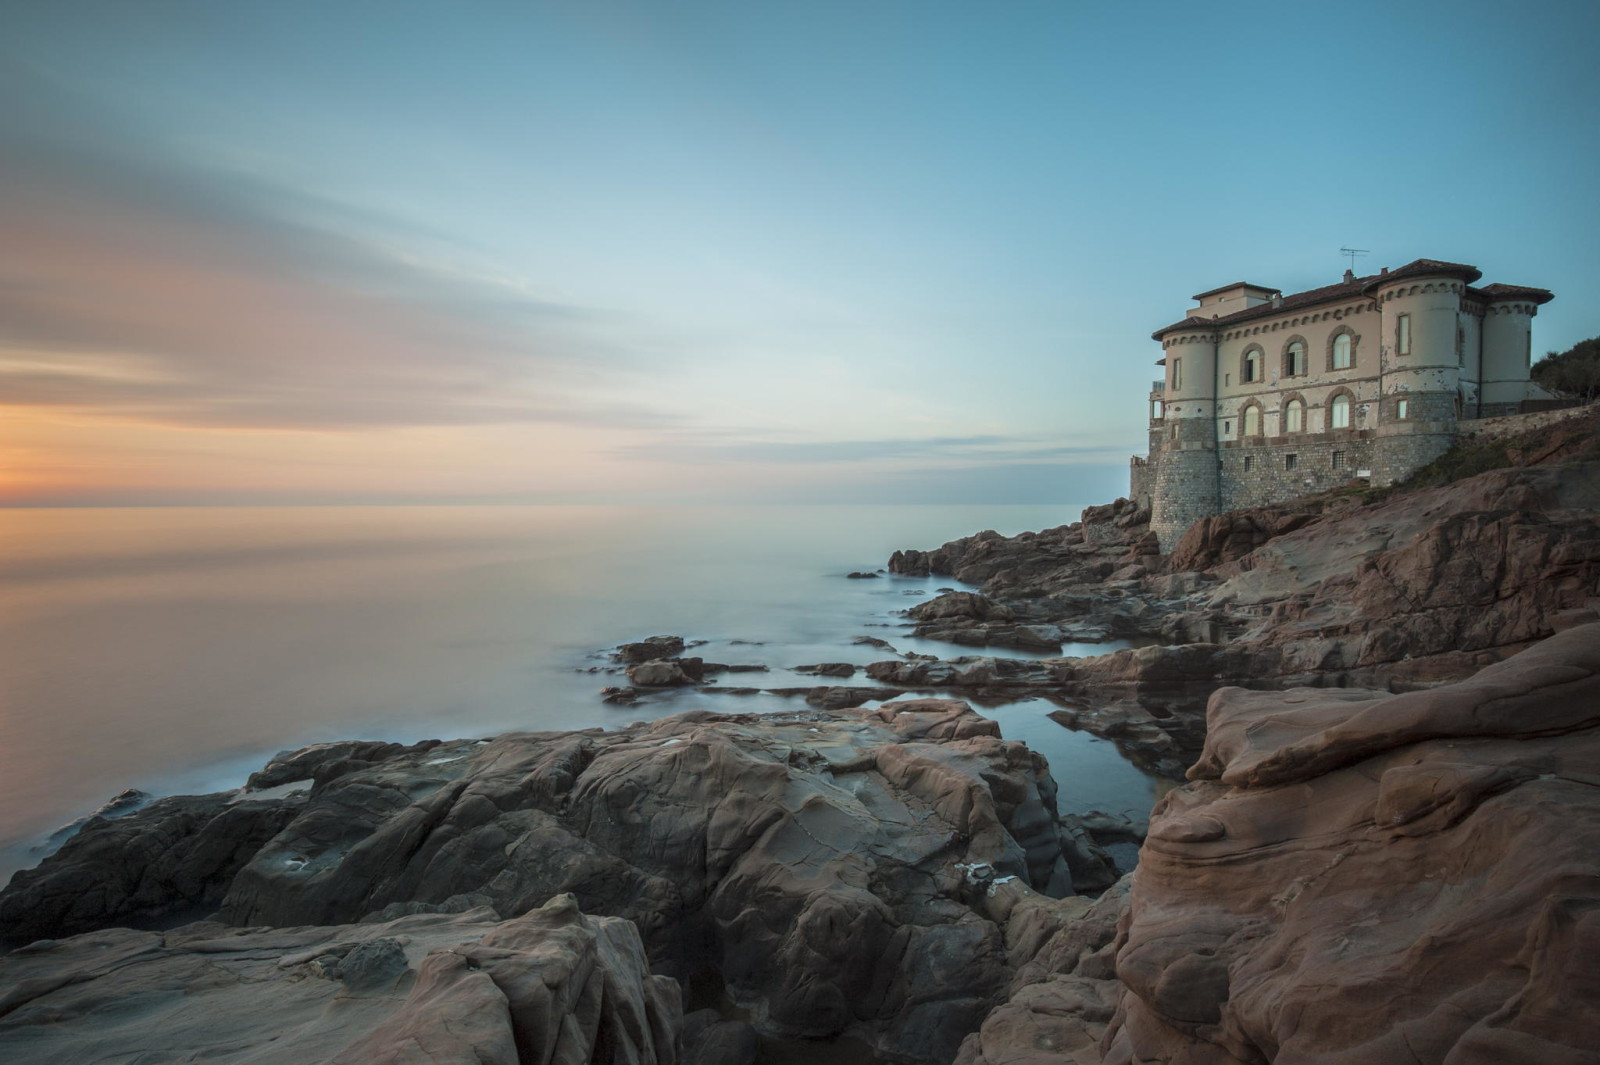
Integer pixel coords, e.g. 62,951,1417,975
0,504,1158,877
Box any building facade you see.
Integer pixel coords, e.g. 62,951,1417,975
1130,259,1553,550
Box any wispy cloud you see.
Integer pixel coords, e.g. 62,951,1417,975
0,63,668,432
609,431,1126,465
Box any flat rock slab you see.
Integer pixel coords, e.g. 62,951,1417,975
0,894,680,1065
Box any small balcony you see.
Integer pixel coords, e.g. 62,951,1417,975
1150,381,1165,392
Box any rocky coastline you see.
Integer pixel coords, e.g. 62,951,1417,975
2,407,1598,1063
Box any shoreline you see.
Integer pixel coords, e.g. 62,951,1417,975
3,420,1599,1061
1,529,1160,883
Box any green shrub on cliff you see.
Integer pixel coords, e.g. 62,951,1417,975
1532,336,1600,401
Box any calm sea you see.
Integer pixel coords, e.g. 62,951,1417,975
0,504,1160,879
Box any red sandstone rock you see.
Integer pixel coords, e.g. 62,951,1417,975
1100,623,1600,1064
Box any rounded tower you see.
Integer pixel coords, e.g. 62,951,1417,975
1367,262,1478,486
1479,285,1554,415
1149,323,1219,551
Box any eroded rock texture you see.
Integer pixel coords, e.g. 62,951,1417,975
0,894,681,1065
1099,622,1600,1064
0,791,299,936
952,875,1132,1065
1,700,1077,1063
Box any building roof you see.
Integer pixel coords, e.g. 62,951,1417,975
1189,281,1279,302
1475,283,1554,305
1361,258,1483,290
1151,258,1542,341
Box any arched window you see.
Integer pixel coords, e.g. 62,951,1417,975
1330,393,1351,429
1243,403,1262,437
1242,348,1261,383
1285,340,1306,377
1285,397,1305,433
1332,333,1352,370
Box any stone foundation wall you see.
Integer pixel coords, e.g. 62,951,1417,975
1369,392,1458,486
1151,457,1220,551
1219,432,1376,510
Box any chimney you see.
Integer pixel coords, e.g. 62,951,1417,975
1343,268,1355,284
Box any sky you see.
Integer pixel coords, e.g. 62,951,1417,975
1,0,1596,506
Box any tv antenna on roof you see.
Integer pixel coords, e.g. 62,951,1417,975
1340,247,1370,272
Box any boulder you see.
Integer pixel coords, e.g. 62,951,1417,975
953,876,1132,1065
0,896,681,1065
626,658,704,686
0,792,299,941
1102,624,1600,1063
909,591,1018,622
793,662,857,678
617,635,687,663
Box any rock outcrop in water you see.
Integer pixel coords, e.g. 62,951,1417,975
1,700,1090,1064
0,894,682,1065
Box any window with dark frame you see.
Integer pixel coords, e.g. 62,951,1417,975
1286,340,1306,376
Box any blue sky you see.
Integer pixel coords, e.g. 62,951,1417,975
2,0,1596,505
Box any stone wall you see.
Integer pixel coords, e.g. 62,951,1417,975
1457,400,1597,442
1149,448,1220,551
1219,432,1376,510
1129,456,1153,511
1372,391,1458,486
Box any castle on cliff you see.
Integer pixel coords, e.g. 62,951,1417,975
1130,258,1554,551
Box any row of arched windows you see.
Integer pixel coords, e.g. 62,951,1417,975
1239,329,1359,382
1229,394,1354,438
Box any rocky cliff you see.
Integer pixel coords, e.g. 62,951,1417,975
879,407,1600,758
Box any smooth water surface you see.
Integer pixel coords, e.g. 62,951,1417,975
0,504,1158,876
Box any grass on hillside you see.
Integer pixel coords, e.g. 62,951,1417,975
1328,411,1598,506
